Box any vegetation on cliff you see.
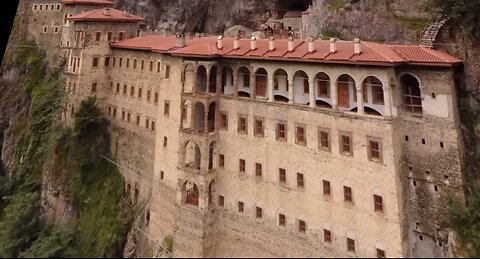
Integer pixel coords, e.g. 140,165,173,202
0,42,131,258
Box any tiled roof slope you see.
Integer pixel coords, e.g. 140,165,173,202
111,36,462,67
69,8,144,22
61,0,114,5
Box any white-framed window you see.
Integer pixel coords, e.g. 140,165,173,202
39,4,43,11
33,4,38,11
56,4,61,11
54,26,59,34
43,26,48,33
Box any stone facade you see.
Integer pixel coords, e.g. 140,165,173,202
24,1,466,258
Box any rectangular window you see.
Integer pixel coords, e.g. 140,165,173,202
218,195,225,207
133,59,137,69
238,116,247,134
95,32,101,41
239,159,246,173
347,238,355,253
221,113,228,130
298,220,306,233
107,32,112,41
151,121,155,131
141,60,144,70
92,57,99,67
243,73,250,88
121,111,125,120
317,78,329,97
344,186,353,203
372,85,384,105
123,85,127,95
127,112,131,122
136,115,140,125
91,83,97,93
254,118,264,137
219,154,225,168
150,61,154,72
278,214,286,226
147,90,151,101
374,194,384,213
119,32,125,41
126,58,130,69
138,88,142,99
323,180,331,196
163,137,168,147
303,78,309,94
279,168,286,183
130,86,135,97
297,173,304,188
104,56,110,66
119,58,123,67
368,138,382,162
296,125,306,145
324,229,332,243
108,107,112,116
255,163,262,177
154,92,159,104
377,249,386,258
145,118,150,129
164,101,170,116
112,57,116,66
319,129,330,150
276,123,287,141
165,65,170,79
116,83,120,93
157,62,161,73
256,207,262,219
340,133,353,155
160,171,164,180
238,201,244,213
113,108,117,117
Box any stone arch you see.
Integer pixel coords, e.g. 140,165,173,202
181,99,193,128
238,66,251,95
196,65,207,93
255,68,268,97
273,69,289,101
221,66,234,94
362,76,384,116
314,72,331,107
400,73,422,114
209,65,217,93
184,141,201,170
337,74,356,109
193,102,206,132
207,102,216,132
293,70,309,105
182,180,199,206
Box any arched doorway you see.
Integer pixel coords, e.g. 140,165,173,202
293,70,309,105
184,141,201,170
221,66,233,94
207,102,216,132
209,66,217,93
255,68,268,97
196,65,207,93
337,74,356,109
400,74,422,114
183,181,199,207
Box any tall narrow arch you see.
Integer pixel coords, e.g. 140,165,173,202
208,141,217,170
255,68,268,97
209,66,217,93
183,181,199,207
400,74,422,114
337,74,356,109
221,66,233,94
293,70,309,105
196,65,207,93
193,102,206,132
238,66,251,89
184,141,201,170
207,102,216,133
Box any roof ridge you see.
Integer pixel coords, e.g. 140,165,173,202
362,41,398,63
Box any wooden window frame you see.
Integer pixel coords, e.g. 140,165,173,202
92,57,99,67
254,117,264,137
219,154,225,168
165,65,170,79
218,195,225,207
347,238,355,253
377,248,386,258
296,173,304,188
339,131,353,156
255,163,262,177
324,229,332,243
318,128,331,151
256,207,262,219
237,115,248,134
276,122,287,142
220,112,228,130
239,159,246,173
298,219,306,233
279,168,286,183
278,214,286,226
238,201,244,213
295,125,306,146
344,186,353,203
91,82,97,93
374,194,384,213
95,31,101,41
164,100,170,116
367,137,383,163
323,180,331,196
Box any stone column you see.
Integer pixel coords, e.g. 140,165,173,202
216,66,222,95
309,77,315,108
383,84,392,117
205,69,211,94
204,111,209,133
330,80,338,110
356,86,364,115
288,77,294,104
250,73,256,99
192,66,198,95
268,74,274,102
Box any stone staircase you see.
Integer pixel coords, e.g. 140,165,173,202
421,17,448,48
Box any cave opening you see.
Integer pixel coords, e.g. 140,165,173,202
278,0,312,11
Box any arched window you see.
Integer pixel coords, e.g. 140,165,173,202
255,68,268,97
221,66,233,94
208,102,216,132
196,65,207,93
184,141,201,170
401,74,422,113
193,102,205,132
184,181,199,206
209,66,217,93
337,74,356,109
274,69,288,92
238,67,250,88
362,76,384,105
315,72,330,98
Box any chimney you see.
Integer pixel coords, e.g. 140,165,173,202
123,10,130,17
307,37,315,53
250,36,256,50
287,36,294,52
268,37,275,51
329,38,337,53
353,38,362,55
103,8,111,16
233,36,240,50
217,35,223,49
175,34,186,48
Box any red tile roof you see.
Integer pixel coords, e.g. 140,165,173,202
111,36,462,67
69,8,144,22
61,0,114,5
